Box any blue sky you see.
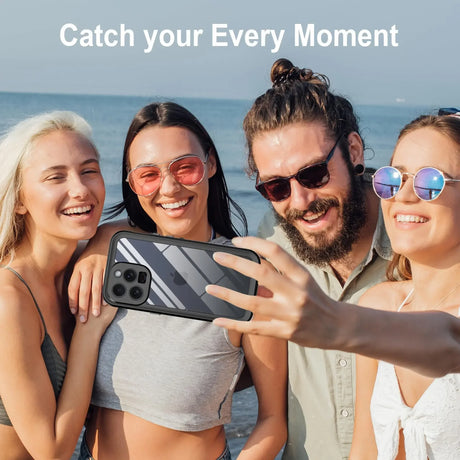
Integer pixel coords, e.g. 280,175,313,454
0,0,458,105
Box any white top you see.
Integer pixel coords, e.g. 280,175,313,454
370,289,460,459
371,361,460,459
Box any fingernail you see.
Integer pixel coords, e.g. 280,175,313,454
79,315,86,323
205,285,217,294
232,237,243,245
70,308,77,314
213,252,227,262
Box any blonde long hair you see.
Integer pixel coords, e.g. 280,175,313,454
0,111,96,263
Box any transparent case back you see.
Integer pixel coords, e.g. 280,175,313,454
103,231,257,321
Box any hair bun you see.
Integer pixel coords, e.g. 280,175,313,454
270,58,330,89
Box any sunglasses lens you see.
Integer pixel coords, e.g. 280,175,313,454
297,163,330,188
373,167,401,199
414,167,444,201
256,163,330,202
257,179,291,202
128,166,161,196
169,156,205,186
128,156,205,196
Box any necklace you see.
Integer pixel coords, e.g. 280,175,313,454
433,281,460,310
403,280,460,312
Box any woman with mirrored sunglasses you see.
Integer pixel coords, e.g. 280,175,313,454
68,102,287,460
349,113,460,459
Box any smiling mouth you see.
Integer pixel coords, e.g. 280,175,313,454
62,205,92,216
302,209,328,223
160,198,190,210
396,214,428,223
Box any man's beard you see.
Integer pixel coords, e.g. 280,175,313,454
276,175,368,266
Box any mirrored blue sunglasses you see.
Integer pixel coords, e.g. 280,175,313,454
372,166,460,201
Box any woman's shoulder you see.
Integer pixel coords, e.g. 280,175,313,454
0,266,27,298
359,279,413,312
0,268,42,335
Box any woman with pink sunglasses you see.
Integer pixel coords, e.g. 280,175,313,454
71,102,287,460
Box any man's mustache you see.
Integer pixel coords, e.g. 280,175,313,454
285,198,339,224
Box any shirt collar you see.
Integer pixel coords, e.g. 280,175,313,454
368,205,392,263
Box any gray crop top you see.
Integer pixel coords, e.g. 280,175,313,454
91,237,245,432
0,268,67,426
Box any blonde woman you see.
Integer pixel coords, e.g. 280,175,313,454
0,112,116,459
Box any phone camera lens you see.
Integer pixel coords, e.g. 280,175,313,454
130,286,143,300
112,283,126,297
138,271,147,284
124,269,136,282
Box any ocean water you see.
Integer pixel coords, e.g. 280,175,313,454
0,91,434,458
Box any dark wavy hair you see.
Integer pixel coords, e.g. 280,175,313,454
107,102,247,238
387,114,460,281
243,58,364,176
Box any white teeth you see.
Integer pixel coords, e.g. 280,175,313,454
63,205,91,215
396,214,428,223
161,199,189,209
303,210,326,222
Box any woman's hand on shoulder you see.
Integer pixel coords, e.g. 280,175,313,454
68,219,131,322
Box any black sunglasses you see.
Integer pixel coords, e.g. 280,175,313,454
255,136,341,202
438,107,460,116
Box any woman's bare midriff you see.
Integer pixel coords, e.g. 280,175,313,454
86,407,228,460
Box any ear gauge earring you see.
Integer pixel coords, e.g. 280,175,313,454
354,164,365,176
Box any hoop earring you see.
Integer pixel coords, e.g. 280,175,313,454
354,164,365,176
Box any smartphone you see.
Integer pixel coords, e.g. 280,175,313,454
103,231,258,321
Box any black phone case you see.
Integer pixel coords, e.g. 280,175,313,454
103,231,258,321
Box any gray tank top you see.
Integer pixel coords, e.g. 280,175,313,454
0,268,67,426
92,239,245,431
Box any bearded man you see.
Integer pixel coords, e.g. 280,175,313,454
244,58,391,460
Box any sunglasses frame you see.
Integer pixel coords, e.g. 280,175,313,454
126,153,208,197
255,136,342,202
372,165,460,202
438,107,460,116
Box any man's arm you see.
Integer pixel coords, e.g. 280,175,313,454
335,301,460,377
207,236,460,378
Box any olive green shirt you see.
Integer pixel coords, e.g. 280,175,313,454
257,208,392,460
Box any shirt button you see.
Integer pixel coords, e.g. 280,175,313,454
341,409,350,417
338,358,348,367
